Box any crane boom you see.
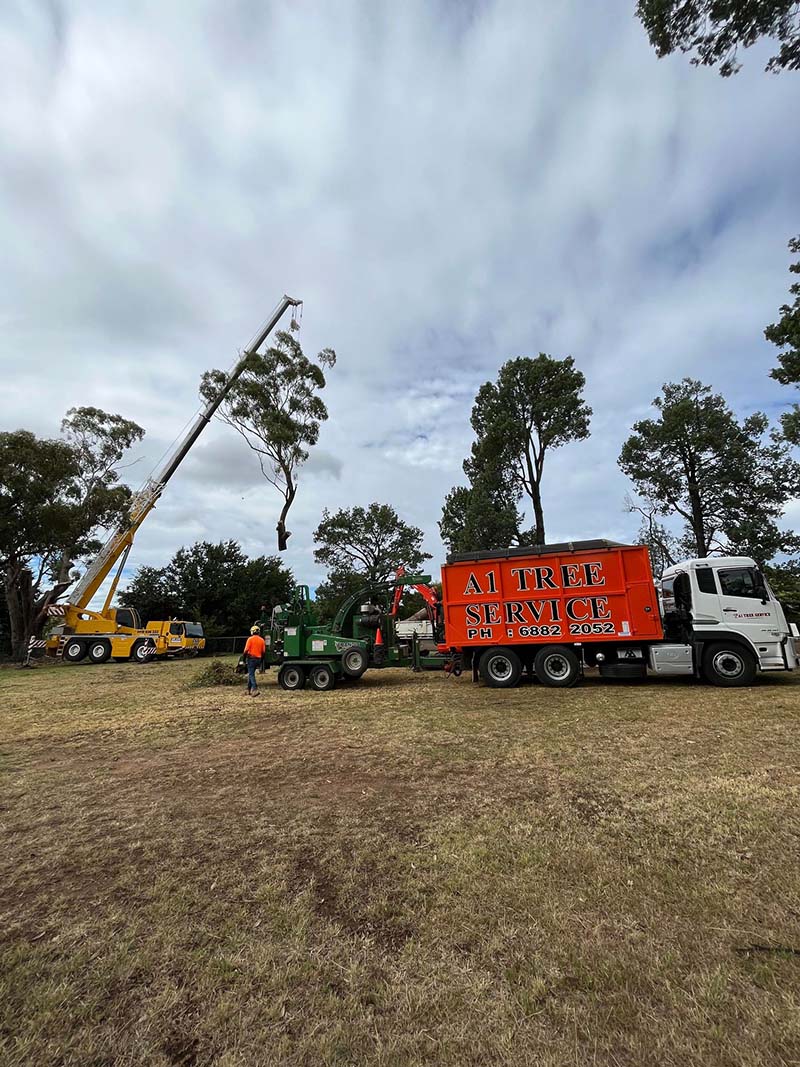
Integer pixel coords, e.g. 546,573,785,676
69,295,301,609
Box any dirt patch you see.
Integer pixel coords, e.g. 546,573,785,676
288,843,418,952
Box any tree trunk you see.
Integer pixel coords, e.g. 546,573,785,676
5,564,35,661
522,439,546,546
687,479,708,557
4,562,70,661
276,482,297,552
531,484,546,545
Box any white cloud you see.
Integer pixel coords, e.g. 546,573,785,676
1,0,798,608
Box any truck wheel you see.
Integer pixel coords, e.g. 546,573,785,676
130,639,154,664
279,664,306,691
534,646,581,688
702,642,757,687
341,646,368,679
479,647,522,688
309,664,335,691
87,639,111,664
63,638,86,663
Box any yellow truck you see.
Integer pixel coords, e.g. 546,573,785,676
45,295,301,664
145,620,206,656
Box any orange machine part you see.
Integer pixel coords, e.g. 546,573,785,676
440,544,663,651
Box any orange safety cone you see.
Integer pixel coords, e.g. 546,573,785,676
374,624,384,647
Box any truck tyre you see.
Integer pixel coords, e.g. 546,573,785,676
702,642,757,687
309,664,335,691
479,647,522,688
533,646,581,688
279,664,306,691
130,639,154,664
87,639,111,664
341,646,368,679
63,638,86,663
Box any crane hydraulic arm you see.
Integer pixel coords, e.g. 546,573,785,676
68,295,302,612
389,566,440,623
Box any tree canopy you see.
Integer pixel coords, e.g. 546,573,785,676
0,409,144,659
439,479,521,556
200,331,335,552
619,378,800,564
766,235,800,444
443,354,591,550
120,540,294,636
637,0,800,74
764,559,800,621
311,567,368,626
313,503,431,584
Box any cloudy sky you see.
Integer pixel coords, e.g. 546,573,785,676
1,0,798,606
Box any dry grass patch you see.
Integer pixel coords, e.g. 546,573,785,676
1,658,799,1065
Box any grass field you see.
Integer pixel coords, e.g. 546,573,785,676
1,658,799,1067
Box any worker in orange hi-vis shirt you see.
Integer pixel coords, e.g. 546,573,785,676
243,625,267,697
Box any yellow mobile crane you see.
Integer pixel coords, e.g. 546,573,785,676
47,296,302,665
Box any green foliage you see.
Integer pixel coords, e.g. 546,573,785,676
189,659,241,687
0,412,143,659
200,331,336,551
766,236,800,445
439,481,521,556
764,559,800,620
0,431,81,567
312,567,367,625
312,504,431,624
637,0,800,75
619,378,800,564
313,503,431,584
120,564,175,624
446,354,591,547
61,407,145,498
121,540,294,636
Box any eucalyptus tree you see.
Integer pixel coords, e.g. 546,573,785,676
200,331,335,551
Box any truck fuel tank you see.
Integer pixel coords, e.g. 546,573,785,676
648,644,694,676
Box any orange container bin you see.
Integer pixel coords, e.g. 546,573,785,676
440,541,663,650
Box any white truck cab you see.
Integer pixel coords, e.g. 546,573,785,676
659,556,798,684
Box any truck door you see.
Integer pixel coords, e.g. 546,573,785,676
715,565,784,667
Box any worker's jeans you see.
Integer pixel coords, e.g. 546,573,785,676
246,655,259,692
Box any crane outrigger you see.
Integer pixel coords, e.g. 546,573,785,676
47,295,302,665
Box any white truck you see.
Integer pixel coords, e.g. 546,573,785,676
656,555,797,684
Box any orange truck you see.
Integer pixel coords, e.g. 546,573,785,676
437,539,797,688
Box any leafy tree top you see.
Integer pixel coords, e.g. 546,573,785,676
766,235,800,444
313,503,431,585
466,354,591,544
637,0,800,75
619,377,800,562
199,330,335,550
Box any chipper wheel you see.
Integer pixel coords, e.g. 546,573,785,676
341,645,368,679
308,664,336,691
278,664,306,691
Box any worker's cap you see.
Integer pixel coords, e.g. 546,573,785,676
250,625,261,634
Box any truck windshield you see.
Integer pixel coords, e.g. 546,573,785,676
169,623,185,635
185,623,204,637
